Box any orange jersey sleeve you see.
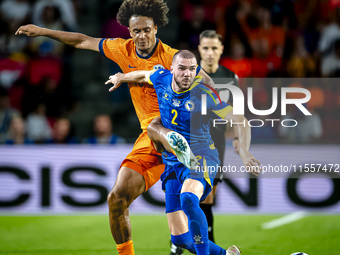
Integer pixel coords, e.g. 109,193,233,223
99,38,135,70
99,38,178,130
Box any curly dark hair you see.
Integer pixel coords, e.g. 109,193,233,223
117,0,169,27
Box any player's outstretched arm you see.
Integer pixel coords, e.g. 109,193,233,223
232,125,240,154
15,24,101,52
225,113,261,176
105,71,153,92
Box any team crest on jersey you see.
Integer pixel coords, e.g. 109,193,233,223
185,100,195,111
172,99,181,107
163,92,169,100
153,64,164,70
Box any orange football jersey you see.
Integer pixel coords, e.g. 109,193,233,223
99,38,178,130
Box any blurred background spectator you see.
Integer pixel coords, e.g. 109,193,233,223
279,106,323,143
0,86,21,143
321,38,340,76
178,0,216,53
83,114,125,144
0,0,31,26
287,36,316,77
32,0,77,31
30,5,65,57
47,117,78,144
0,0,339,144
26,102,52,142
318,5,340,55
5,115,33,144
220,41,252,78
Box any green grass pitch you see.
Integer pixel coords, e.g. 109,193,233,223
0,214,339,255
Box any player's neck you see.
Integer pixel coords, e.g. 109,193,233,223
201,61,218,74
172,81,181,92
136,47,153,57
136,40,157,57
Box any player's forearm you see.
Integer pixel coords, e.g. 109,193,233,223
16,24,99,51
120,71,149,83
40,28,97,50
233,124,239,139
235,116,251,156
106,71,151,92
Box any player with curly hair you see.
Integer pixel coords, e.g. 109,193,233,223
15,0,214,254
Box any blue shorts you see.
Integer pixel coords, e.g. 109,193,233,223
162,152,220,213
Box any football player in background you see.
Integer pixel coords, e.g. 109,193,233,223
16,1,214,254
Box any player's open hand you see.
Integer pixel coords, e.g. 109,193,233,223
239,151,261,176
105,73,124,92
15,24,42,37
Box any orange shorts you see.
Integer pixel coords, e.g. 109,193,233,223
121,130,165,191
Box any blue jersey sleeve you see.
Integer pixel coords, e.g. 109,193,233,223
147,69,171,90
207,94,233,119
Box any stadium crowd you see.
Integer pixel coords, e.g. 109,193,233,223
0,0,339,144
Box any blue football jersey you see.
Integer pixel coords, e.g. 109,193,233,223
148,69,233,167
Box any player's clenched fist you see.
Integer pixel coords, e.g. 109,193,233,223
15,24,43,37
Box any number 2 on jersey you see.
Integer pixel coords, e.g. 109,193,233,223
171,109,178,125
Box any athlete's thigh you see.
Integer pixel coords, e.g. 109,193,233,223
200,189,214,204
167,210,188,235
122,130,163,191
111,166,145,203
190,150,220,201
